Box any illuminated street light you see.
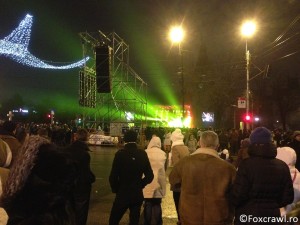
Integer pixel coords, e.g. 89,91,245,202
241,20,256,130
241,21,256,37
169,26,185,44
169,26,185,126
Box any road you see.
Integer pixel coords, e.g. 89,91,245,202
87,145,178,225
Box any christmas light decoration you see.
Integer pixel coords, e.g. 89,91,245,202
0,14,89,69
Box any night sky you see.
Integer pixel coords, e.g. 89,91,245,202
0,0,300,117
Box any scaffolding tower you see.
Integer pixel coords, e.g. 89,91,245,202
79,31,147,129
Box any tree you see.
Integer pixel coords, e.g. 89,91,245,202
266,66,300,130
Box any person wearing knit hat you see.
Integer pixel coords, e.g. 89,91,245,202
109,129,154,225
0,121,21,168
276,147,300,216
249,126,273,144
289,130,300,171
231,127,294,224
0,136,78,225
0,138,11,168
169,129,189,225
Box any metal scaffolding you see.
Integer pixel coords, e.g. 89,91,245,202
79,31,147,128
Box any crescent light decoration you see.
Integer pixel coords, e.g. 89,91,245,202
0,14,89,69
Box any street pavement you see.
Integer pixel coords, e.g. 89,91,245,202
86,145,178,225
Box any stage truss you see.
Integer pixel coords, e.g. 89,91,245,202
79,31,147,128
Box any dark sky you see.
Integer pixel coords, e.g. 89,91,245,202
0,0,299,113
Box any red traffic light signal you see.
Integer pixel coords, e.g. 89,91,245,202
243,114,252,122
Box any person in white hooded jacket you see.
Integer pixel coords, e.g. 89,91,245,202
170,129,189,225
143,136,167,225
276,146,300,216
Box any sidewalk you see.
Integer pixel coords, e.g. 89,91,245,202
86,147,178,225
88,184,177,225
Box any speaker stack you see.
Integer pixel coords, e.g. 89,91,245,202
95,45,112,93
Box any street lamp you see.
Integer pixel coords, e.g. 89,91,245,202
169,26,185,125
241,20,256,130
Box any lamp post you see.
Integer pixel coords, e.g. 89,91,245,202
241,21,256,130
231,105,238,129
169,26,185,126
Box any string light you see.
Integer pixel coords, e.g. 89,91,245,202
0,14,89,69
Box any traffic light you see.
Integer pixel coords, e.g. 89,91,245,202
46,110,55,124
243,114,252,122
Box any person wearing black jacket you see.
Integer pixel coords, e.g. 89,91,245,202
231,127,294,225
109,130,154,225
65,128,95,225
0,136,77,225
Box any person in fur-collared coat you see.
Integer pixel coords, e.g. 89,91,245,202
169,131,236,225
0,136,78,225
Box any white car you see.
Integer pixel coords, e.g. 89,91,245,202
88,133,119,146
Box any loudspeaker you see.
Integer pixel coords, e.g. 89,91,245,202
95,45,112,93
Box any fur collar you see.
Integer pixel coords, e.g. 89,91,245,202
191,147,221,159
1,136,50,203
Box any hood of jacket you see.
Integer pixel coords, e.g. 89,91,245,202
147,136,161,149
276,147,296,167
171,129,184,147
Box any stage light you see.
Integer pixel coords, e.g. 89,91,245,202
125,111,134,121
0,14,89,69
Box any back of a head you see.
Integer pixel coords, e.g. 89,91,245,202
248,127,276,158
171,129,184,142
171,128,184,147
249,127,272,145
276,147,296,167
293,131,300,140
37,128,48,137
200,131,219,149
2,121,17,134
1,136,50,202
147,136,161,149
241,138,251,148
123,130,138,143
75,128,89,141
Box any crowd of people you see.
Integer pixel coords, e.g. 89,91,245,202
0,119,300,225
114,126,300,225
109,126,300,225
0,120,95,225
